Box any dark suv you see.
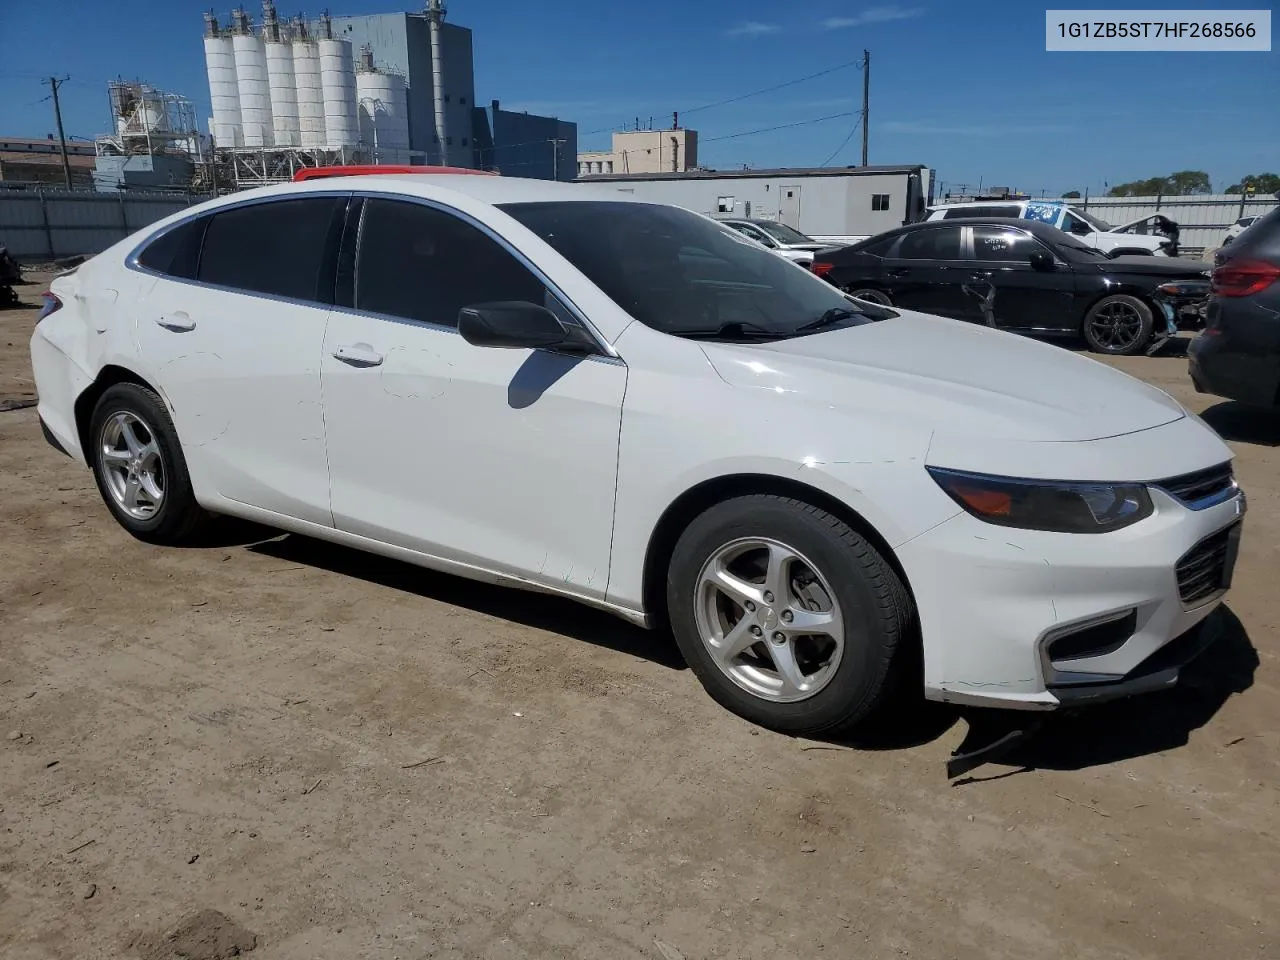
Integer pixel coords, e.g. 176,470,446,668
1190,206,1280,408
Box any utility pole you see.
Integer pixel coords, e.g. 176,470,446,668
46,76,74,189
550,138,565,180
860,50,870,167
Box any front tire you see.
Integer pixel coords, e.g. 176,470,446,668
88,383,210,544
666,495,913,736
1082,294,1154,355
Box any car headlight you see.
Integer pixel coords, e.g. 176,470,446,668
927,467,1153,534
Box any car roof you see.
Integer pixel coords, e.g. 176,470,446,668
197,173,646,211
930,199,1044,209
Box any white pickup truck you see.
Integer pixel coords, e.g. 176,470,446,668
925,200,1178,257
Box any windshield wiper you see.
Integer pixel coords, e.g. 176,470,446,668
793,306,863,333
674,321,785,341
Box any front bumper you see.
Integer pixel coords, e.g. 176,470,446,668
897,483,1245,710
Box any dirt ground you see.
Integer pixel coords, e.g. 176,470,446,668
2,271,1278,960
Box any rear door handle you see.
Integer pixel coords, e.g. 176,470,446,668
155,311,195,332
331,343,385,367
887,267,911,278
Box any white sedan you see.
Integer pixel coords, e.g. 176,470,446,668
31,174,1245,734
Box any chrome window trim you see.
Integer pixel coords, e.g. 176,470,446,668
351,192,619,360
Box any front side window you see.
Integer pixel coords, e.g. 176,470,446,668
137,216,207,280
198,197,344,302
500,200,881,339
731,223,773,246
355,198,545,327
971,226,1040,261
896,226,962,260
871,194,890,211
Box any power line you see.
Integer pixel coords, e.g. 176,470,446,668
820,116,863,167
577,56,866,140
702,111,857,144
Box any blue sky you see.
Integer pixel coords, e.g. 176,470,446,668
1,0,1275,194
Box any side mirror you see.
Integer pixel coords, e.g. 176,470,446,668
1069,222,1092,236
1029,251,1055,271
458,301,571,349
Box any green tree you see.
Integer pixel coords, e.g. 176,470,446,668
1107,171,1212,197
1063,190,1081,198
1225,173,1280,194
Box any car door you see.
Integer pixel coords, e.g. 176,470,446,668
320,195,627,598
879,224,970,317
132,194,347,525
965,225,1078,330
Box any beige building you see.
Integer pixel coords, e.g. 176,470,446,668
578,128,698,177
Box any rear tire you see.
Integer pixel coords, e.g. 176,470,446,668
1082,294,1154,355
88,383,210,544
845,287,893,306
666,494,914,736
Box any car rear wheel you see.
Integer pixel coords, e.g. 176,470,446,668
88,383,210,544
1083,294,1154,355
666,494,913,736
845,287,893,306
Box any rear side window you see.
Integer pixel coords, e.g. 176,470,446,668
897,226,962,260
137,217,207,280
355,198,545,327
198,197,345,302
943,205,1020,220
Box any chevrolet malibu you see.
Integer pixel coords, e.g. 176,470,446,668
31,175,1246,735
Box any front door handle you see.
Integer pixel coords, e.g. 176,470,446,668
155,311,195,332
331,343,385,367
969,271,994,280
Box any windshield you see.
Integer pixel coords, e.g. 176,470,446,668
1073,207,1114,232
1051,232,1109,260
499,201,884,340
754,220,813,245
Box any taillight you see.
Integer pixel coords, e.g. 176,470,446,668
810,262,835,278
37,291,62,322
1212,259,1280,298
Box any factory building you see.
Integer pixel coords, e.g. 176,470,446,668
200,1,578,184
578,127,699,177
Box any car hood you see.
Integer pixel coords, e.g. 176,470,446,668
1110,214,1178,233
1097,256,1210,277
700,311,1185,443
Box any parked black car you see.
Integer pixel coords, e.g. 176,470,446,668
1190,205,1280,407
815,218,1210,355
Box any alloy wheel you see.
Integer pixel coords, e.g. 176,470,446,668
693,537,846,703
1088,300,1145,351
99,411,165,520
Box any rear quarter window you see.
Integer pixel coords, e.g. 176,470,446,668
136,217,207,280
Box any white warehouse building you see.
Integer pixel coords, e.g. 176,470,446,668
578,165,935,244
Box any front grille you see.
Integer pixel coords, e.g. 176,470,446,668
1176,524,1237,605
1157,462,1235,508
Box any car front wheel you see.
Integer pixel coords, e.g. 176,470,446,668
88,382,210,544
1082,294,1154,355
666,494,913,736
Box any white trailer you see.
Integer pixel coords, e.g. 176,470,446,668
576,164,934,245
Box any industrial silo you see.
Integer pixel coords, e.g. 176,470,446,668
356,68,411,164
203,14,242,149
317,21,358,149
231,9,274,148
292,22,326,148
262,2,299,148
